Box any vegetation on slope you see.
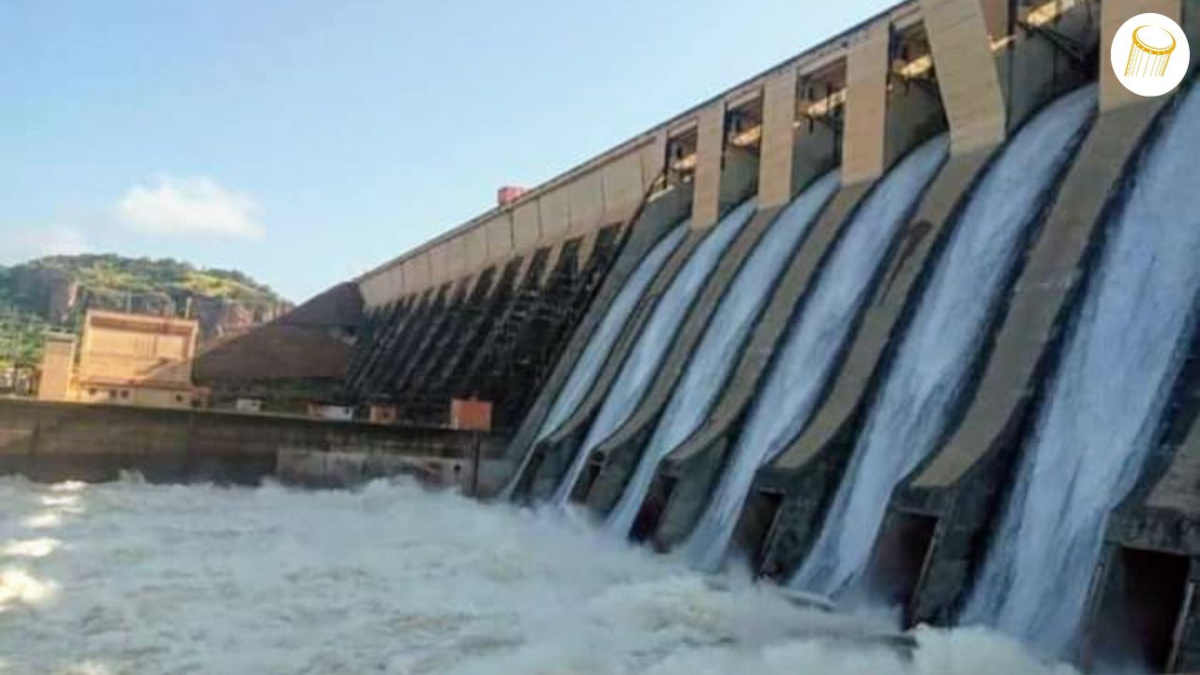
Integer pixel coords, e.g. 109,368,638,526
0,254,288,367
23,254,281,303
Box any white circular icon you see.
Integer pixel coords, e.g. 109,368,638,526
1111,13,1190,98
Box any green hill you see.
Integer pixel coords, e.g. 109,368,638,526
0,254,292,367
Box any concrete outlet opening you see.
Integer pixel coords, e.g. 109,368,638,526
1091,546,1191,673
865,511,939,622
734,488,785,575
632,474,678,544
569,452,606,504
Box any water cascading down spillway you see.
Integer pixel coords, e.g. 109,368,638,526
604,172,841,537
963,81,1200,657
680,134,949,571
790,86,1098,597
538,225,689,438
502,222,689,498
552,200,758,505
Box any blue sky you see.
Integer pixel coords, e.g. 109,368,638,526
1,0,894,301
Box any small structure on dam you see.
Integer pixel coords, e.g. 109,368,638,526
179,0,1200,671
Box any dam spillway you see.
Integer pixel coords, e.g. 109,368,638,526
550,200,757,506
603,171,841,538
962,79,1200,658
501,222,689,499
534,224,688,443
15,0,1200,671
792,85,1098,599
680,134,948,572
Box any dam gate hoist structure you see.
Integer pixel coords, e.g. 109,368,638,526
262,0,1200,670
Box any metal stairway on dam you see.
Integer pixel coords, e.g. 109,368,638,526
312,0,1200,670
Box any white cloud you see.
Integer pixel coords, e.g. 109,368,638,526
117,176,265,239
0,225,89,265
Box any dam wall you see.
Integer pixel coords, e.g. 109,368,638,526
344,1,936,428
341,0,1085,431
9,0,1200,670
182,0,1200,670
499,0,1198,669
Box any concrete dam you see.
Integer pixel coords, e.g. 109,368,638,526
8,0,1200,672
338,0,1200,669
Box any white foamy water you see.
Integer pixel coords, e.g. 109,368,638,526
793,86,1097,596
0,476,1078,675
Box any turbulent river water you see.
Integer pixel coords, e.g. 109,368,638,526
0,477,1077,675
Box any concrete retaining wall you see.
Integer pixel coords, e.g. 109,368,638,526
0,399,510,496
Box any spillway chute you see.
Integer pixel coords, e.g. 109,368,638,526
679,133,950,572
552,199,758,505
792,85,1098,598
500,222,690,500
604,171,842,538
963,80,1200,658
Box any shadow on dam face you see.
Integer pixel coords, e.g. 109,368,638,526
1089,546,1191,674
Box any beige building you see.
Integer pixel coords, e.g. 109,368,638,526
38,309,209,409
37,332,77,402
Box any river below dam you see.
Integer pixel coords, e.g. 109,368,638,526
0,477,1076,675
